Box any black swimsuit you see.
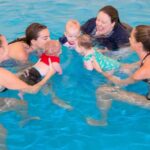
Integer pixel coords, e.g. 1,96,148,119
140,53,150,100
19,67,42,85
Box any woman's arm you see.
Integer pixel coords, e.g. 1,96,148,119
0,68,32,90
22,67,55,93
0,67,55,93
92,59,136,86
102,71,135,86
122,61,140,70
21,57,56,93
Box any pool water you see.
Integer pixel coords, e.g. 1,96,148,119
0,0,150,150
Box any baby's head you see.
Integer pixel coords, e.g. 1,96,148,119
65,20,81,45
76,34,93,55
44,40,61,56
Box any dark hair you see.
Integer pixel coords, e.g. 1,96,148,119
78,34,92,49
9,23,47,46
99,5,121,25
25,23,47,46
135,25,150,52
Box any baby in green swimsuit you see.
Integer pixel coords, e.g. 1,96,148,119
76,34,121,73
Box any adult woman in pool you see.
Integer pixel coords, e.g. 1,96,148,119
1,23,50,64
87,25,150,126
81,5,132,51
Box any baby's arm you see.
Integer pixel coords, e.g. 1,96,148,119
84,60,94,71
52,62,62,75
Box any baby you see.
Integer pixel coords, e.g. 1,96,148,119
76,34,121,73
19,40,62,85
18,40,74,110
59,19,80,49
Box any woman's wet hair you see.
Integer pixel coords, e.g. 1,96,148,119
135,25,150,52
8,37,26,45
9,23,47,46
99,5,121,25
78,34,92,49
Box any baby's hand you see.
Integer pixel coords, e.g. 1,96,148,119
98,67,103,73
58,70,62,75
23,70,29,77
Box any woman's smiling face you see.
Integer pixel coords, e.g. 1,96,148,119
96,11,115,36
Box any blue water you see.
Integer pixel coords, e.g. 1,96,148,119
0,0,150,150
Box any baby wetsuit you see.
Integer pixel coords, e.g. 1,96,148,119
83,50,120,72
19,53,60,85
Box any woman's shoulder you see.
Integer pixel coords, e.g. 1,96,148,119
143,56,150,67
84,17,96,24
133,58,150,80
121,22,133,33
81,17,96,34
8,40,24,47
111,23,130,47
113,23,130,37
8,42,28,62
8,41,25,53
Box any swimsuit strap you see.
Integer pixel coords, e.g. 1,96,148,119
140,52,150,67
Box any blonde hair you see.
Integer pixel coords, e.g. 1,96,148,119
45,40,61,55
77,34,92,49
65,19,80,32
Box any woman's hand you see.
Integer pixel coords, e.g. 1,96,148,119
96,47,108,54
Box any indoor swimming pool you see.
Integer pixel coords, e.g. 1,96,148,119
0,0,150,150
